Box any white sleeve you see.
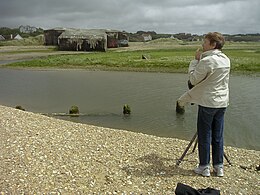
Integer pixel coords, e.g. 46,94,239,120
189,59,210,86
188,60,199,73
177,91,192,106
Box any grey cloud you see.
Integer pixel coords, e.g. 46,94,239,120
0,0,259,34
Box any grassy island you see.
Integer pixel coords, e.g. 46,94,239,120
1,39,260,75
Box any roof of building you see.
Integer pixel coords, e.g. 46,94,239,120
14,34,23,40
0,35,5,40
58,29,107,40
44,27,123,34
44,27,71,32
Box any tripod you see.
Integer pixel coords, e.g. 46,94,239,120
176,132,232,166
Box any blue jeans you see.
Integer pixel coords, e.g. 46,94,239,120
197,105,226,166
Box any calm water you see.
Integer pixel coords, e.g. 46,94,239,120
0,68,259,150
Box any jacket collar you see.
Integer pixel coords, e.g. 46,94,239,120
201,49,222,59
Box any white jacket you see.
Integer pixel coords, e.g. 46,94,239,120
178,49,230,108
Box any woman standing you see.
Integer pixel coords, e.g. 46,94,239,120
177,32,230,177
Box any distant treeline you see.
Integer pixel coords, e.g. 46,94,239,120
129,31,260,42
0,27,44,38
1,26,260,42
224,34,260,42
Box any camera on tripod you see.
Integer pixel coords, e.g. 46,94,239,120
187,80,194,90
188,80,195,105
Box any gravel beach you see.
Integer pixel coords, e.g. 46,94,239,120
0,105,259,194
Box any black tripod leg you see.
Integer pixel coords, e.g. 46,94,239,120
224,152,232,166
192,137,198,153
176,132,197,166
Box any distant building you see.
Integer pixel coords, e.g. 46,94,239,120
106,29,129,48
0,35,5,41
142,33,152,42
58,29,107,52
44,27,67,45
19,25,37,33
44,28,129,51
14,34,23,40
191,36,201,41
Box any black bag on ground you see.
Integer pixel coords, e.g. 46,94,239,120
175,182,220,195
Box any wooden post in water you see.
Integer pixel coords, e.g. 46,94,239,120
176,100,185,114
123,104,131,115
69,105,80,116
15,105,25,111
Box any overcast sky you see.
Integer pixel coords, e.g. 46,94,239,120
1,0,259,34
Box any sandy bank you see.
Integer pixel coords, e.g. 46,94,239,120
0,105,259,194
0,46,87,66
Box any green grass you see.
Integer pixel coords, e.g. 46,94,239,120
0,35,44,46
225,49,260,73
6,49,194,72
5,41,260,74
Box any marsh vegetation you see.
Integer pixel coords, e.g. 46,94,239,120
2,39,260,75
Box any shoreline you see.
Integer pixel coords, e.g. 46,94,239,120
1,64,259,77
0,105,259,194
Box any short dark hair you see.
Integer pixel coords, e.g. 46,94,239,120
205,32,225,50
